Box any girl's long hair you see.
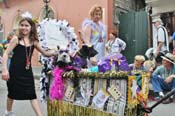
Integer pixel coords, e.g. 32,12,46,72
18,17,38,42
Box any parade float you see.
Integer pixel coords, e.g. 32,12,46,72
38,19,150,116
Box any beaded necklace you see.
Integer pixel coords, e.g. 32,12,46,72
23,39,32,70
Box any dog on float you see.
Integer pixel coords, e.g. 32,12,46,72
54,46,72,68
52,44,97,69
72,44,98,68
50,46,75,100
50,45,97,100
71,30,98,69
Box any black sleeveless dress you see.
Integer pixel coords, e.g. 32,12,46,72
7,43,36,100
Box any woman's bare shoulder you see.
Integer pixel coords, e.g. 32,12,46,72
33,40,39,46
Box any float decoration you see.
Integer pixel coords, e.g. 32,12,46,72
38,19,150,116
47,70,150,116
37,19,79,101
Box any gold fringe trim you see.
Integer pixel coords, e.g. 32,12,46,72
48,100,118,116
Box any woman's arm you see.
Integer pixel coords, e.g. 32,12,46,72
2,36,18,80
119,39,126,50
83,24,92,45
34,41,57,57
105,40,111,53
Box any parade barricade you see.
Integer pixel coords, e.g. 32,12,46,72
47,71,150,116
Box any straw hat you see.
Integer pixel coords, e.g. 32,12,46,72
161,53,175,64
152,18,162,22
152,18,163,25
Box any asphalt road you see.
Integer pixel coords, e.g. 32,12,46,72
147,99,175,116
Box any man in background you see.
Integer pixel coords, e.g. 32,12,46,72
151,53,175,104
152,18,169,57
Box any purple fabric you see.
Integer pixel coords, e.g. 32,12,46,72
98,60,111,72
98,53,131,72
73,56,87,68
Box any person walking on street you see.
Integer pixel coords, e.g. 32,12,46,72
1,17,57,116
152,18,169,57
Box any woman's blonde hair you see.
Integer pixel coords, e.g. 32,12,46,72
135,55,145,63
89,5,103,19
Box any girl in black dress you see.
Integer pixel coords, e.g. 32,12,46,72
2,17,56,116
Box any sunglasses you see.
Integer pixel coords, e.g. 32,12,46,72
59,50,69,54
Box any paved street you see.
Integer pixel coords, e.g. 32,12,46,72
0,68,47,116
148,100,175,116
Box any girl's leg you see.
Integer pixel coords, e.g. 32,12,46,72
30,99,42,116
4,97,15,116
6,97,14,112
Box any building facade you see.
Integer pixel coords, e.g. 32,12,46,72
0,0,113,66
0,0,145,66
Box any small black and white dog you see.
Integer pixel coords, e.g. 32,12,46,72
53,45,97,69
54,47,72,68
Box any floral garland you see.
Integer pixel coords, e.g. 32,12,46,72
62,71,128,79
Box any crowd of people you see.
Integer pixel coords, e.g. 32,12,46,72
1,4,175,116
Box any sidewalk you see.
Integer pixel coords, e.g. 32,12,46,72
0,64,42,79
0,73,47,116
32,66,42,79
